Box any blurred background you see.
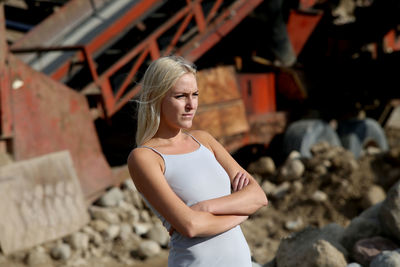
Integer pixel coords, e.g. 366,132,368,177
1,0,400,266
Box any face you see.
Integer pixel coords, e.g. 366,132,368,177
160,73,199,131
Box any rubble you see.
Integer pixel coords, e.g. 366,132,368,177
0,131,399,267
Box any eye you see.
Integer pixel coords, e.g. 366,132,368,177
193,92,199,97
175,94,185,99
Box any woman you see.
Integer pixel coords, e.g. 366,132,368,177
128,55,268,267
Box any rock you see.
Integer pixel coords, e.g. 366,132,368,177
122,178,137,191
66,258,88,267
90,219,109,233
341,216,382,251
370,250,400,267
292,181,303,193
287,151,301,160
361,185,386,209
262,180,277,195
352,236,399,266
133,222,152,236
118,223,133,241
248,157,276,175
271,181,291,199
313,164,328,175
96,187,124,207
310,141,332,156
365,146,382,156
89,206,120,224
311,190,328,202
50,243,71,260
379,180,400,240
140,210,152,223
26,247,52,267
146,223,170,247
67,232,90,250
279,159,305,181
311,240,347,267
82,226,103,246
276,226,347,267
103,224,120,241
137,240,161,259
285,217,304,231
359,201,383,220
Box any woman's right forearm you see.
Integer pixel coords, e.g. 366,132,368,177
185,211,247,238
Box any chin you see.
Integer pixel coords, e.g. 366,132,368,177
180,122,193,129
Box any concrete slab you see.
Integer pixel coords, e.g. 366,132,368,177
0,151,89,254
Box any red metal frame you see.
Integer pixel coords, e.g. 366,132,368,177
0,4,12,142
11,0,263,118
237,73,276,116
286,9,323,56
384,29,400,52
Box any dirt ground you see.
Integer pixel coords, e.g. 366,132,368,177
1,128,399,267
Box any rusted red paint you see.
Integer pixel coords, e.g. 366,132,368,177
237,73,276,115
286,10,323,56
8,54,112,199
10,1,263,119
69,99,80,114
180,0,263,62
0,4,13,140
384,29,400,52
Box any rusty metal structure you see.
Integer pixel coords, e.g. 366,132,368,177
9,0,264,118
1,0,271,200
2,0,400,201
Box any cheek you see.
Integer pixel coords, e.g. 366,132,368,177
161,99,181,117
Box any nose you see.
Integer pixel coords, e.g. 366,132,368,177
185,96,196,110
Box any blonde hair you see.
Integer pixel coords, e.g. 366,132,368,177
135,55,197,146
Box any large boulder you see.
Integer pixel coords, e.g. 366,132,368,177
380,181,400,241
276,225,347,267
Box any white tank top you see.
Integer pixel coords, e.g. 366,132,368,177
139,135,251,267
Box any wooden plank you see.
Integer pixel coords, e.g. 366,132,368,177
0,151,89,254
193,66,249,139
193,99,249,139
196,66,241,104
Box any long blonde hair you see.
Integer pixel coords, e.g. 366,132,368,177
135,56,197,146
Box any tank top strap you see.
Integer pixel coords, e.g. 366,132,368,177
184,131,202,147
137,145,164,158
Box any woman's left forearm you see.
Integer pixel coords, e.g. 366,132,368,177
192,180,268,215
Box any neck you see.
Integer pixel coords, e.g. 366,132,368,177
154,123,184,142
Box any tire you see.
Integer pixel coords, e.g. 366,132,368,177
337,118,389,158
282,119,342,158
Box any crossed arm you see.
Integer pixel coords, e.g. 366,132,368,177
189,130,268,216
127,131,268,238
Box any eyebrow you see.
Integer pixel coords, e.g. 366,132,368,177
173,90,198,94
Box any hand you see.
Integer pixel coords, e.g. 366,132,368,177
232,172,249,192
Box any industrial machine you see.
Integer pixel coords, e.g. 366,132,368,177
1,0,399,200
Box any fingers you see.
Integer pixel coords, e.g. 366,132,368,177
232,172,240,192
232,172,249,192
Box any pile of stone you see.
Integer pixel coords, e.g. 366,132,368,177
263,178,400,267
246,142,400,267
1,141,399,267
0,179,170,267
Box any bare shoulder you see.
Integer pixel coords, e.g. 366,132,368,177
188,130,215,144
127,147,163,175
188,130,224,154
